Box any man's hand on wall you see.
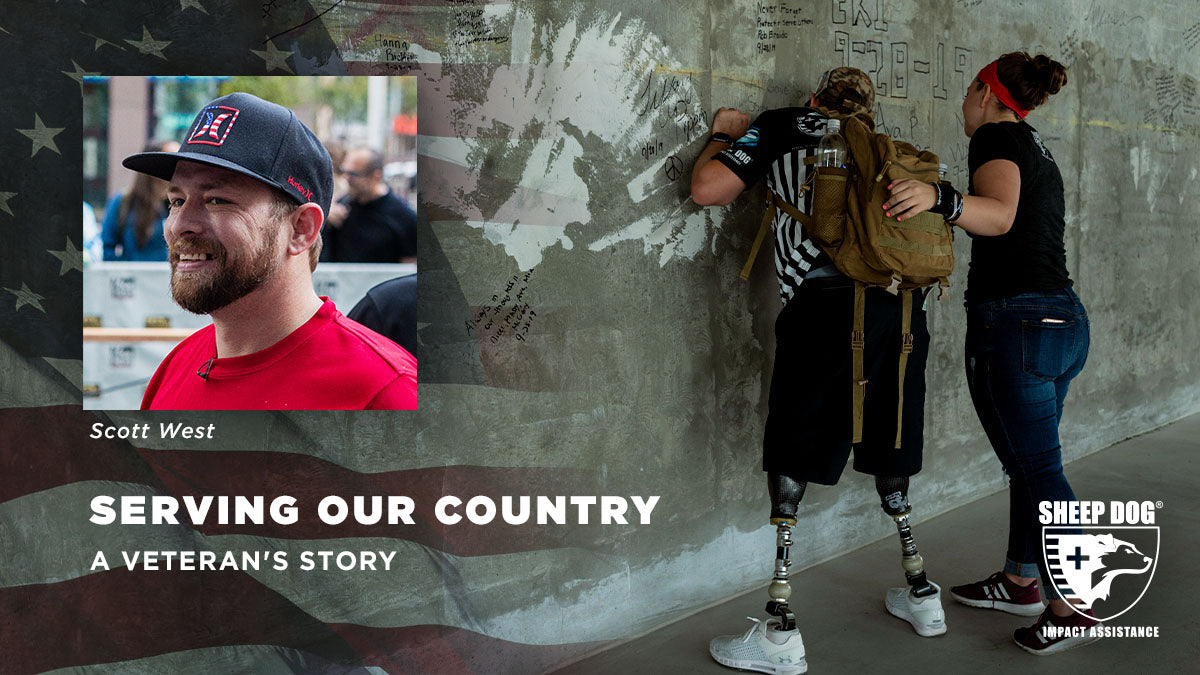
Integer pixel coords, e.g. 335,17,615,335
712,108,751,140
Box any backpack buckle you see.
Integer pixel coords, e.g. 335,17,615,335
851,330,865,351
901,333,914,354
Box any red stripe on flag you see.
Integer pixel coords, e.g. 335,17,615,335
0,406,162,504
2,408,605,558
332,623,608,675
0,569,604,673
0,568,357,672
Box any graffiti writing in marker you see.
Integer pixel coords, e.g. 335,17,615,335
467,270,538,343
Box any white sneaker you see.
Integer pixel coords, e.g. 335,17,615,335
709,616,807,674
885,583,947,637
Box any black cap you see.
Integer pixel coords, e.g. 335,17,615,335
123,92,333,218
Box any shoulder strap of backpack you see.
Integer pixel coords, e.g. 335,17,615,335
740,189,812,281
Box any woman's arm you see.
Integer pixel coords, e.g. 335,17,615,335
884,159,1020,236
952,159,1020,236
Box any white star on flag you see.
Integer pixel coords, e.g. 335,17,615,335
48,239,83,275
81,31,125,51
63,60,100,91
125,26,171,60
5,283,47,313
17,114,65,157
0,191,15,216
251,40,294,74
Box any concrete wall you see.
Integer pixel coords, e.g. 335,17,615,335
405,0,1200,664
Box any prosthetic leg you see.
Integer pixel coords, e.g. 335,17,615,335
875,476,936,597
877,476,946,636
709,473,809,673
766,473,806,631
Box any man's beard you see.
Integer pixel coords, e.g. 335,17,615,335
169,224,281,315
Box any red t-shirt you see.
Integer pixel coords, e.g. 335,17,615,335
141,299,417,410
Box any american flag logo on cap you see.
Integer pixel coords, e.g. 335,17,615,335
187,105,240,146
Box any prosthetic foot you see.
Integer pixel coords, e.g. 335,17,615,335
877,477,946,636
709,474,809,673
765,474,806,631
709,617,807,675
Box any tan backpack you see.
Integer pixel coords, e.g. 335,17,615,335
740,109,954,448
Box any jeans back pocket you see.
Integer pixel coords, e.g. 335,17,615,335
1020,316,1077,381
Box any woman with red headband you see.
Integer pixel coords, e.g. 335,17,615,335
884,52,1095,655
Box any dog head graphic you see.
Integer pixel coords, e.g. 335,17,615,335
1048,533,1154,608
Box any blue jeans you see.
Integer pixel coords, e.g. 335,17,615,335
964,288,1089,598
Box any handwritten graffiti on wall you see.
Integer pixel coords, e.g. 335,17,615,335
831,0,888,31
633,70,707,143
631,69,707,183
450,4,510,48
834,33,972,101
467,270,538,344
1186,23,1200,50
1144,73,1199,131
756,2,816,54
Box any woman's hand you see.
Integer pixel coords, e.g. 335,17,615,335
883,179,937,221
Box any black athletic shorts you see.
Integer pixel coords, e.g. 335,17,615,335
763,278,930,485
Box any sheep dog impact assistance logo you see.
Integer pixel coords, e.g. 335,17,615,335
1040,500,1160,631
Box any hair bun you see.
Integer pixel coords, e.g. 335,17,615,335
996,51,1067,112
1032,54,1068,96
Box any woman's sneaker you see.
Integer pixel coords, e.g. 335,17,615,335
709,616,807,674
950,571,1044,616
1013,606,1101,655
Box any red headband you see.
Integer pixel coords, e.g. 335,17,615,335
977,61,1030,119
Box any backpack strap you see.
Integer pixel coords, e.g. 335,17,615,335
774,195,809,224
851,281,867,444
894,289,914,449
740,195,776,281
740,190,812,281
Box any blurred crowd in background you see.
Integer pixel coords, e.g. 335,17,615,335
81,77,419,408
82,76,418,265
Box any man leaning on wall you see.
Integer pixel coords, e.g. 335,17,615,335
692,67,947,674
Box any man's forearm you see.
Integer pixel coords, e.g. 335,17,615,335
692,108,752,206
691,139,734,202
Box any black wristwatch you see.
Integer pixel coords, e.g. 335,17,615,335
708,132,734,145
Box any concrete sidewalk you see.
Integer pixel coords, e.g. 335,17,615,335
559,413,1199,674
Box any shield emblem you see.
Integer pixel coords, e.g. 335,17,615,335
187,105,240,146
1042,525,1158,621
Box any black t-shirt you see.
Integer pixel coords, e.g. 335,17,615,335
348,273,417,356
712,107,835,305
965,121,1072,303
322,189,417,263
713,107,827,187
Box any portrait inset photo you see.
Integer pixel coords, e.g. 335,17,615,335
81,76,418,410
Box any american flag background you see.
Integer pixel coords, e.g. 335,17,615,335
6,0,1200,673
0,1,771,672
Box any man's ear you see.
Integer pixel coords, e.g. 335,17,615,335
286,203,324,258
